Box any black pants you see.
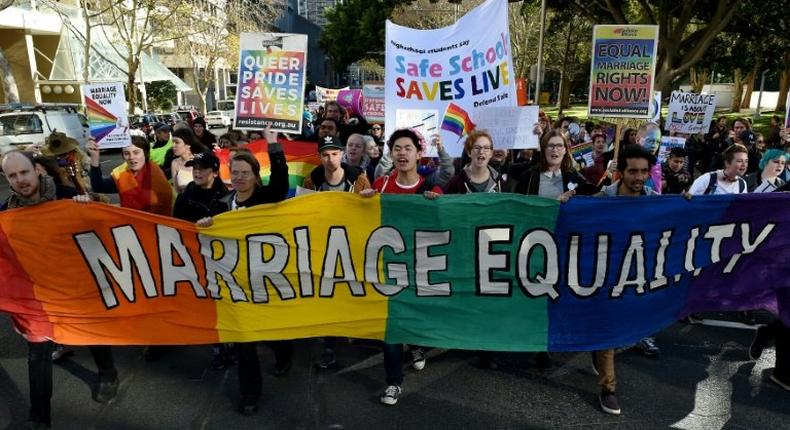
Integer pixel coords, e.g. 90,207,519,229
764,319,790,378
27,342,118,425
237,341,293,398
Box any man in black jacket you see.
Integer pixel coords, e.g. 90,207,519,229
1,150,120,429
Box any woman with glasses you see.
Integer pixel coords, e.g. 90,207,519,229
445,130,504,194
513,129,598,200
195,129,291,416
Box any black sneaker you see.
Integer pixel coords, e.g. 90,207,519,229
239,395,259,416
635,337,660,357
93,378,119,403
770,373,790,391
210,352,226,371
379,385,402,406
316,349,337,369
51,344,74,362
273,359,292,377
749,325,770,361
599,390,621,415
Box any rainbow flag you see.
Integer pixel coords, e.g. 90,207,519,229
440,103,475,136
215,137,320,197
85,97,118,142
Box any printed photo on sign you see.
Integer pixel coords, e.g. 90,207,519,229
82,82,131,149
657,136,686,164
396,109,439,157
588,25,659,118
234,32,307,133
385,0,517,156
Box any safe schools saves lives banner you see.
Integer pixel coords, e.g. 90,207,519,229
385,0,516,156
1,193,788,350
234,32,307,133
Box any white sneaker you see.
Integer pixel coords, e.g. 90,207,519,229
410,348,426,371
380,385,402,405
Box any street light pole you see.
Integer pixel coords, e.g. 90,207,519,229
534,0,546,104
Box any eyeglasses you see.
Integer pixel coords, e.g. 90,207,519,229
471,145,493,152
371,127,381,130
231,171,254,178
546,143,565,150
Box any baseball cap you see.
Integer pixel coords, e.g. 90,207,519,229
318,135,344,152
154,122,171,132
185,152,220,171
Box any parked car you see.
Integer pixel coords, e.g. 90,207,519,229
130,113,158,135
176,106,200,127
157,112,180,126
0,104,88,154
205,110,232,128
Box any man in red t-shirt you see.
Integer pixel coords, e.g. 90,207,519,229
367,128,446,406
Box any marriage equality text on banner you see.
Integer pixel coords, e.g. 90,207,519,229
385,0,517,156
1,193,789,351
588,25,659,118
666,92,716,134
234,32,308,133
83,82,131,149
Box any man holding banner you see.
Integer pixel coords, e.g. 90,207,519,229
1,150,120,429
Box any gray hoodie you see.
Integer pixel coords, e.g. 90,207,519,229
596,180,658,197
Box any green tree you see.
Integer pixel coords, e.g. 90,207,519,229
145,81,177,112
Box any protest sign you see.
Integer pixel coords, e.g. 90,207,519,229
785,94,790,128
1,193,788,350
395,109,440,157
336,89,363,116
385,0,517,156
588,25,659,118
649,91,661,123
657,136,686,164
316,85,348,104
666,92,716,134
234,32,307,133
474,105,540,149
362,84,386,123
571,142,594,167
82,82,131,149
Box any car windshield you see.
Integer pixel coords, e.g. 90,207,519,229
0,114,44,136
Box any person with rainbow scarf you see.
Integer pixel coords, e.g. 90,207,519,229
87,135,174,216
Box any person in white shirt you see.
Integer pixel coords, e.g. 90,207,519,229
688,144,749,195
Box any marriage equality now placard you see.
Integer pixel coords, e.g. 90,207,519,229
1,193,788,351
384,0,517,156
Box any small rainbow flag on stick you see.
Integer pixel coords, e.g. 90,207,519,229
440,103,475,137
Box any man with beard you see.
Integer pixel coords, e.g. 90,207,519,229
1,150,120,429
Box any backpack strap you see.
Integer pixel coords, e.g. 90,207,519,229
703,172,718,195
738,177,746,193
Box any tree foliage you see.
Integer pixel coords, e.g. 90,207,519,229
145,80,177,112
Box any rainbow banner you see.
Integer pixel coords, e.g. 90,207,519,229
82,82,131,148
234,33,307,133
215,137,320,197
1,193,788,349
588,25,658,118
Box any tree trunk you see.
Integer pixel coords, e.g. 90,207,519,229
689,67,709,93
127,60,140,115
559,75,571,110
556,21,572,114
740,64,758,110
0,47,20,104
730,68,743,113
774,53,790,112
191,67,207,115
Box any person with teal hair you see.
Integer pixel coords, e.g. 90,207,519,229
744,148,787,193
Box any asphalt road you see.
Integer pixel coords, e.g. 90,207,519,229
0,314,788,430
